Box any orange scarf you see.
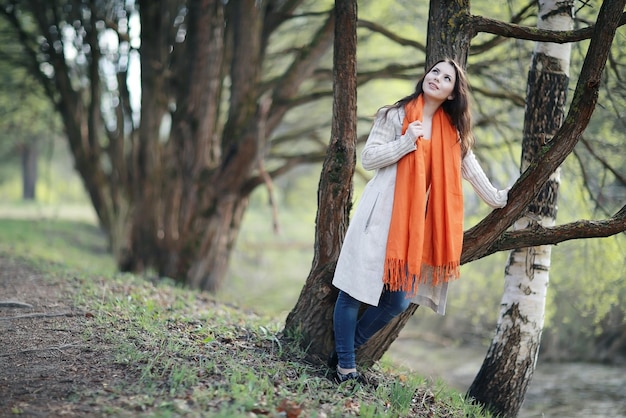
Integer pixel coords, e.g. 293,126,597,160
383,95,464,295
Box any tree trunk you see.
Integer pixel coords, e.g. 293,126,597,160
20,142,37,200
125,0,234,291
426,0,470,67
283,0,356,360
123,0,335,291
284,0,474,366
119,0,179,272
467,1,573,416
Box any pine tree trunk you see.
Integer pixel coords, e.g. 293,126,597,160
467,1,573,416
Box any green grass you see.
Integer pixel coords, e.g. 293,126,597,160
0,212,492,417
0,217,115,275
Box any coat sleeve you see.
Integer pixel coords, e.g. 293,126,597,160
461,150,509,208
361,107,417,171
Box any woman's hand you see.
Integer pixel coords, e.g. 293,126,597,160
406,120,424,143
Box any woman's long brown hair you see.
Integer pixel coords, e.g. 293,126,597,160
386,58,474,156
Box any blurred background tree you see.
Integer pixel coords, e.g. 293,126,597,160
0,18,62,201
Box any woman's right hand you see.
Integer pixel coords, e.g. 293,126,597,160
406,120,424,143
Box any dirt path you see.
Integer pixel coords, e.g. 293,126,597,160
0,255,127,417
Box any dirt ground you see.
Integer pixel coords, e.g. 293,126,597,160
0,255,129,417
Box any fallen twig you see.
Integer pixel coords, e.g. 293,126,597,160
0,311,84,321
0,342,81,357
0,301,33,309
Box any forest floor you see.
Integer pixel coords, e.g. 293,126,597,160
0,253,485,418
0,256,135,417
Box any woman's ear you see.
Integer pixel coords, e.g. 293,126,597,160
448,95,454,100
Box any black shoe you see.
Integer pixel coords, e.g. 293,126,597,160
327,350,338,369
334,370,365,384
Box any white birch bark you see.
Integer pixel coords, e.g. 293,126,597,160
468,1,573,416
503,0,572,371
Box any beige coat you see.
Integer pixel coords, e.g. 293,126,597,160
332,107,508,315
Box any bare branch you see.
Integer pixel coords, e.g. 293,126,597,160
580,136,626,187
470,1,536,55
0,301,32,308
471,85,526,107
267,11,335,131
242,154,319,194
572,147,611,216
357,19,426,52
0,343,82,357
470,12,626,43
483,205,626,256
461,0,626,264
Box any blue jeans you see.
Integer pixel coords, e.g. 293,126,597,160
333,289,411,369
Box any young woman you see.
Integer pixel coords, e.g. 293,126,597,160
330,59,510,383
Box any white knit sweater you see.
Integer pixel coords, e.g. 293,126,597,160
361,106,508,208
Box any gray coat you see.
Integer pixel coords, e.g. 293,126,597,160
332,107,508,315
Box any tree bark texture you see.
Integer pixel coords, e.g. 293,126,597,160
467,2,572,416
122,0,182,272
155,0,333,290
283,0,356,360
426,0,470,67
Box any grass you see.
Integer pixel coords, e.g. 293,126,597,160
0,211,493,417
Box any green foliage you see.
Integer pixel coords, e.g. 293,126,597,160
0,16,63,185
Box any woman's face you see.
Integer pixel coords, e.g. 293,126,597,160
422,61,457,103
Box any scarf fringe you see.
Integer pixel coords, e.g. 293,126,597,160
383,257,460,296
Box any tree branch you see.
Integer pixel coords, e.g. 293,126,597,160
267,11,335,131
461,0,626,264
470,12,626,43
470,1,535,55
0,301,32,309
357,19,427,52
471,84,526,107
580,136,626,187
0,343,82,357
482,204,626,257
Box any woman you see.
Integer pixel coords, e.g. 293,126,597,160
330,59,510,383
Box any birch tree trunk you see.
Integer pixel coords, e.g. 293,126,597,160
467,1,574,416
